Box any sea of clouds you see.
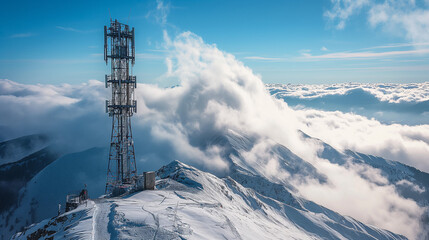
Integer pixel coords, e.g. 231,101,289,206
269,82,429,103
269,83,429,125
1,31,428,239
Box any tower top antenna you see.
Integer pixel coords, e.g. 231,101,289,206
127,8,132,25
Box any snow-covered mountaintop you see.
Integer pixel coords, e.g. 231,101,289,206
13,160,406,240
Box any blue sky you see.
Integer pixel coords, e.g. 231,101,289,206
1,0,429,86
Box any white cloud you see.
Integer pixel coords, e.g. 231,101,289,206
368,0,429,44
239,139,291,180
134,31,309,171
9,33,34,38
295,159,423,239
146,0,170,26
0,79,80,111
0,79,108,150
326,0,429,45
397,179,426,194
321,46,329,51
324,0,370,29
297,109,429,174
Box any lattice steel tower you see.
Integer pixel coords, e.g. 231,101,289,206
104,19,137,194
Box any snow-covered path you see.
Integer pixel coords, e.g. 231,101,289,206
92,199,111,240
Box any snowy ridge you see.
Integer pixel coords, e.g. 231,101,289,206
13,160,406,240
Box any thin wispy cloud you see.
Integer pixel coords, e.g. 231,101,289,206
10,33,34,38
243,56,285,61
278,65,429,72
146,0,170,26
302,48,429,59
324,0,369,30
244,42,429,63
360,42,429,51
56,26,96,33
238,44,429,64
299,49,312,57
56,26,81,32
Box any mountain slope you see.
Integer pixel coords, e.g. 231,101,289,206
0,134,61,233
0,146,60,213
0,147,107,240
13,160,406,240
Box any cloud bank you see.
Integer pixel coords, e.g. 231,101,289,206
1,31,428,239
297,109,429,173
0,79,109,152
269,82,429,103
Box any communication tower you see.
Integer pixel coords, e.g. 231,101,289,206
104,19,137,194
